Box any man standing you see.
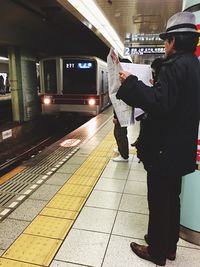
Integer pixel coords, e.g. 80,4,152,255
117,12,200,266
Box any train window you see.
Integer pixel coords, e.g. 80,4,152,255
63,59,96,94
43,60,57,94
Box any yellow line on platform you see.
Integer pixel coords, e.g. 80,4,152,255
0,166,26,185
0,130,130,266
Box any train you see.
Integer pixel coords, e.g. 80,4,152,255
39,55,111,116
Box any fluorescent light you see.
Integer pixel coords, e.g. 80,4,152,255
67,0,124,57
0,57,9,61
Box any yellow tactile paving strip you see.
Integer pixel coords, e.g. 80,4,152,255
0,130,136,266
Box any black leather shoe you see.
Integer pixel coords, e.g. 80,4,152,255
167,252,176,261
144,234,149,244
130,242,166,266
144,235,176,261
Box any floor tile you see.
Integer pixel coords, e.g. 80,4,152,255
30,184,60,200
102,235,155,267
127,170,147,182
66,156,87,165
55,229,109,267
58,164,79,174
178,237,200,249
124,181,147,196
0,219,29,250
112,211,148,239
165,246,200,266
45,173,71,186
73,206,117,233
130,162,145,171
51,261,88,267
95,178,126,193
106,161,132,170
100,167,129,180
86,190,122,210
119,194,148,214
8,199,47,221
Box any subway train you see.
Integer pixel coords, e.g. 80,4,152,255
39,56,111,116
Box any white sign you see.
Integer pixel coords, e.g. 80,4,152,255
60,139,81,147
2,129,12,140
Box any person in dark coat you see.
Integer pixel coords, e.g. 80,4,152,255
131,57,164,148
116,12,200,266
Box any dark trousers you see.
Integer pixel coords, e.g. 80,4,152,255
114,121,129,159
146,168,182,260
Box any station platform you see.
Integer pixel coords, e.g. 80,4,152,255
0,107,200,267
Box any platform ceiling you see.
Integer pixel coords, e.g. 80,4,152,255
0,0,182,60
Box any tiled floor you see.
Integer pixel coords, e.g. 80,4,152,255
52,149,200,267
1,120,200,267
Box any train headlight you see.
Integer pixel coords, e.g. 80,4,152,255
43,97,51,105
88,98,96,105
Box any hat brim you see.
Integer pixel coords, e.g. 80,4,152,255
159,32,168,40
159,30,200,40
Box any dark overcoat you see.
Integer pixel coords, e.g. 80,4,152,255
116,52,200,176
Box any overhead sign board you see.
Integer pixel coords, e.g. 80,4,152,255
124,47,165,56
125,33,163,44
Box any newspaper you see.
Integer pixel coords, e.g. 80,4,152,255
107,48,152,127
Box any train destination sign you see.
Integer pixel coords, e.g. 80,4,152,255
124,47,165,55
66,62,93,69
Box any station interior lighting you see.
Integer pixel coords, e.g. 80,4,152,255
0,57,9,62
43,96,51,105
67,0,126,58
88,98,96,106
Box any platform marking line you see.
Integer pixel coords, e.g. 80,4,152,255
8,202,18,208
23,189,32,195
0,208,11,216
16,195,26,201
1,130,117,266
55,164,61,168
30,184,39,189
36,180,44,185
42,175,49,180
0,166,26,186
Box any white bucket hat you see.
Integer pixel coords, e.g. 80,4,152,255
159,11,200,40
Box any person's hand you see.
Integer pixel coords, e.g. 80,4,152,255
113,118,118,124
119,71,131,83
149,78,154,85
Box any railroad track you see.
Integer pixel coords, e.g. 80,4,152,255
0,136,53,176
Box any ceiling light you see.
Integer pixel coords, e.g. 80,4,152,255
67,0,125,57
0,57,9,61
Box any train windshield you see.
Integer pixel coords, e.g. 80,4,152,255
63,59,96,94
43,60,57,94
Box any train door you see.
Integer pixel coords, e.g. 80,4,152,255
40,59,58,94
99,64,109,110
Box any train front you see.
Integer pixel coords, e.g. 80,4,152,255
40,56,107,116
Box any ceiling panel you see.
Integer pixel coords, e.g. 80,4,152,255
95,0,183,42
